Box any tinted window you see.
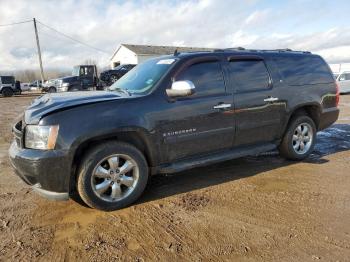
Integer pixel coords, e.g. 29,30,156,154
0,76,14,84
110,57,176,94
177,61,225,97
273,55,334,85
228,60,270,92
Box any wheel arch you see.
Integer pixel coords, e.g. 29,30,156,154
283,103,322,135
69,128,155,194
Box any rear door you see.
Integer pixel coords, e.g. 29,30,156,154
160,58,235,161
225,56,284,147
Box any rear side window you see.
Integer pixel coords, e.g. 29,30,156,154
228,60,270,92
0,76,14,84
177,61,225,97
273,55,334,85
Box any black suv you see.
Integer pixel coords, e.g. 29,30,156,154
9,49,339,211
100,64,136,85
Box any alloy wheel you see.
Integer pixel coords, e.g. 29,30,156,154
292,122,313,154
91,154,139,202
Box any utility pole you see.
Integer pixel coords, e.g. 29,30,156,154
33,18,45,84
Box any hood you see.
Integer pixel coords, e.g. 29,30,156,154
59,75,79,82
25,91,124,124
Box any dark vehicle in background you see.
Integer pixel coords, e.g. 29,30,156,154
56,65,99,92
0,76,21,97
9,49,339,211
100,64,136,86
41,65,100,93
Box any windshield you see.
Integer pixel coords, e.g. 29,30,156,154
333,74,339,80
109,57,177,94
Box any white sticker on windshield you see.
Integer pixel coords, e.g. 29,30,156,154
157,59,175,65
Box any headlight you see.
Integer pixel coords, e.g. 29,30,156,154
25,125,59,150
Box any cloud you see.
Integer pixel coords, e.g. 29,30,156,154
0,0,349,72
244,9,270,26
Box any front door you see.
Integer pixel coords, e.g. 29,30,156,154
79,66,95,90
225,57,284,147
159,59,235,162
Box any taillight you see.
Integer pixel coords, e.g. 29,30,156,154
335,82,340,107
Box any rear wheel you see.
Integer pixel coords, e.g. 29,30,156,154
1,87,14,97
77,142,149,211
279,115,316,160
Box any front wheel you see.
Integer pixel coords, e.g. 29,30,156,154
278,115,316,160
1,87,14,97
77,142,149,211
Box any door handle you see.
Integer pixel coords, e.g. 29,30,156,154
264,96,279,102
213,103,231,109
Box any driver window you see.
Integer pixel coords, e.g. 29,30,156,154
176,61,225,98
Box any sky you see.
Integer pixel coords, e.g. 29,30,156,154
0,0,350,71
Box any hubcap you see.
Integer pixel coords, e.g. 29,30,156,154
292,123,313,154
111,76,117,83
91,154,139,202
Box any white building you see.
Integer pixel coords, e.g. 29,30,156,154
110,44,212,68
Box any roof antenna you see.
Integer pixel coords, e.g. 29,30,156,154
174,48,179,56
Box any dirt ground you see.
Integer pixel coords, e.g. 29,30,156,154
0,92,350,261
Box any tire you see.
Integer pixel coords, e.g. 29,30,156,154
110,75,118,84
1,87,14,97
77,141,149,211
48,87,56,93
278,115,316,160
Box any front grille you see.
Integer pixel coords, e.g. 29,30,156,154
13,120,23,148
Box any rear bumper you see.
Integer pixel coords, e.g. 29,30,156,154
9,141,71,201
318,107,339,130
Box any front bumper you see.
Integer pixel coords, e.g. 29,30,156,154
9,141,70,201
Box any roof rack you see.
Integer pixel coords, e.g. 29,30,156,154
213,47,311,54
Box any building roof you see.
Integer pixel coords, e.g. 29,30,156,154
122,44,213,55
111,44,214,60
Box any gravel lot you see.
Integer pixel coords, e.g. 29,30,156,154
0,92,350,261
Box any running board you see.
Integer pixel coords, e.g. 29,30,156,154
154,143,277,174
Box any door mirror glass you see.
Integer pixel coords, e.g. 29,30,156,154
166,80,195,98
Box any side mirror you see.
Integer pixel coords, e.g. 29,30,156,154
166,80,195,98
